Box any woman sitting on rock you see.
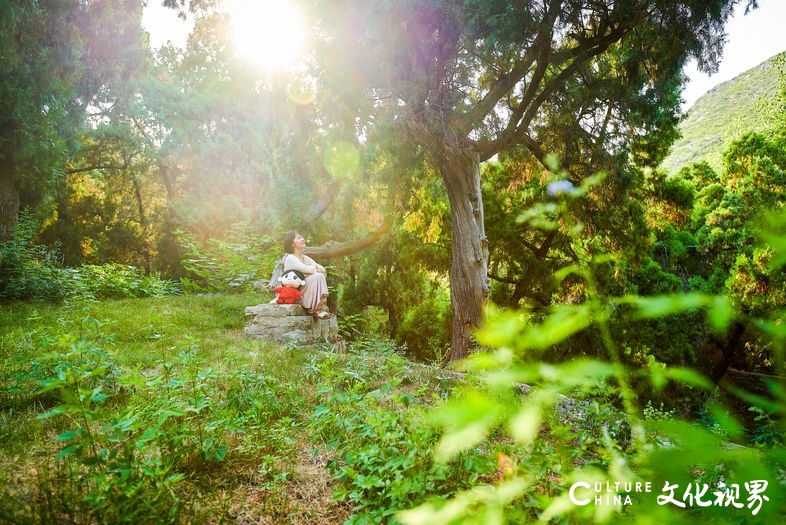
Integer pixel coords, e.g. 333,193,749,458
282,231,332,319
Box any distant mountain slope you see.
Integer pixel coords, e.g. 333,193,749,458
661,52,784,174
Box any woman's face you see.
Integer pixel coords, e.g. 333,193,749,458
292,233,307,250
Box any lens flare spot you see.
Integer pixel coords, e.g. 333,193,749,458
286,78,315,105
323,141,360,180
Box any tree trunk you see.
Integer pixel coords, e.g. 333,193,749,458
440,147,489,362
0,175,20,241
710,320,748,385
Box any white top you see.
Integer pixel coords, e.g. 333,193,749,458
283,253,321,275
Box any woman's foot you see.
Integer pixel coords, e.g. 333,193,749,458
313,310,333,319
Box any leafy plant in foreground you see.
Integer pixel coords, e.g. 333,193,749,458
399,175,785,524
306,341,496,524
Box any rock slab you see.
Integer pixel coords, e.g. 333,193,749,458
243,303,339,346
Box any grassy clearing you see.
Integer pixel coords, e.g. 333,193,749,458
6,294,779,524
0,293,476,524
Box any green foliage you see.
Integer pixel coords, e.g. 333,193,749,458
398,189,786,525
306,340,495,524
0,0,83,226
61,264,181,301
0,301,308,523
0,0,148,243
6,321,188,523
337,228,451,357
643,129,786,379
396,289,451,363
662,52,785,173
178,226,277,294
630,258,683,295
142,9,326,242
1,211,180,302
1,293,488,523
0,210,65,301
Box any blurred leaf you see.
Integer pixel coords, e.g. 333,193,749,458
434,390,503,462
521,304,593,350
726,385,782,413
56,443,81,460
543,153,561,172
709,404,744,439
436,422,492,463
755,315,786,340
399,479,527,525
648,359,668,391
476,308,527,348
509,404,541,446
515,203,558,229
56,429,80,442
706,296,735,333
464,341,516,370
556,359,618,388
574,172,607,197
90,386,110,404
37,407,64,420
649,419,726,465
619,294,707,319
757,211,786,269
665,367,713,390
553,263,585,284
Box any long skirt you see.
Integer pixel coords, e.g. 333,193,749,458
301,272,328,313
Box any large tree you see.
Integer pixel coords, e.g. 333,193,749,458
306,0,753,360
0,0,147,240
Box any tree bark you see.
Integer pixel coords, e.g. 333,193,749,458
439,147,489,362
710,320,748,385
0,175,20,241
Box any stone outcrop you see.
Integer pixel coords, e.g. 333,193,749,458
243,303,340,346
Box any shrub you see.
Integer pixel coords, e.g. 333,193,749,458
178,226,278,294
397,294,451,363
398,180,786,525
306,342,495,524
61,264,180,301
0,211,65,301
1,326,302,524
0,211,180,302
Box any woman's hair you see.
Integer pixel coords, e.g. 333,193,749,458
282,231,298,254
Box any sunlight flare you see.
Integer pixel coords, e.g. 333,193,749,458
227,0,305,69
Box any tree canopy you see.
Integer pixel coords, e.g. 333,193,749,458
301,0,753,359
0,0,774,365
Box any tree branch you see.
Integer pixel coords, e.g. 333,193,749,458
304,216,393,260
460,0,562,131
66,163,127,174
478,11,634,159
304,165,343,223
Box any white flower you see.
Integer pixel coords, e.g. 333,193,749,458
547,179,575,196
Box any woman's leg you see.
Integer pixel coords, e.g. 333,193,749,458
301,273,329,315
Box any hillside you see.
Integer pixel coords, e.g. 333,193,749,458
661,51,785,174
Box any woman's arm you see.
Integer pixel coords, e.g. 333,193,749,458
303,255,325,274
283,254,317,274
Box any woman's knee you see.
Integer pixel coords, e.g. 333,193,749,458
307,273,327,287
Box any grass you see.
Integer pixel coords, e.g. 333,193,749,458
0,293,258,366
0,293,469,524
5,294,781,524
